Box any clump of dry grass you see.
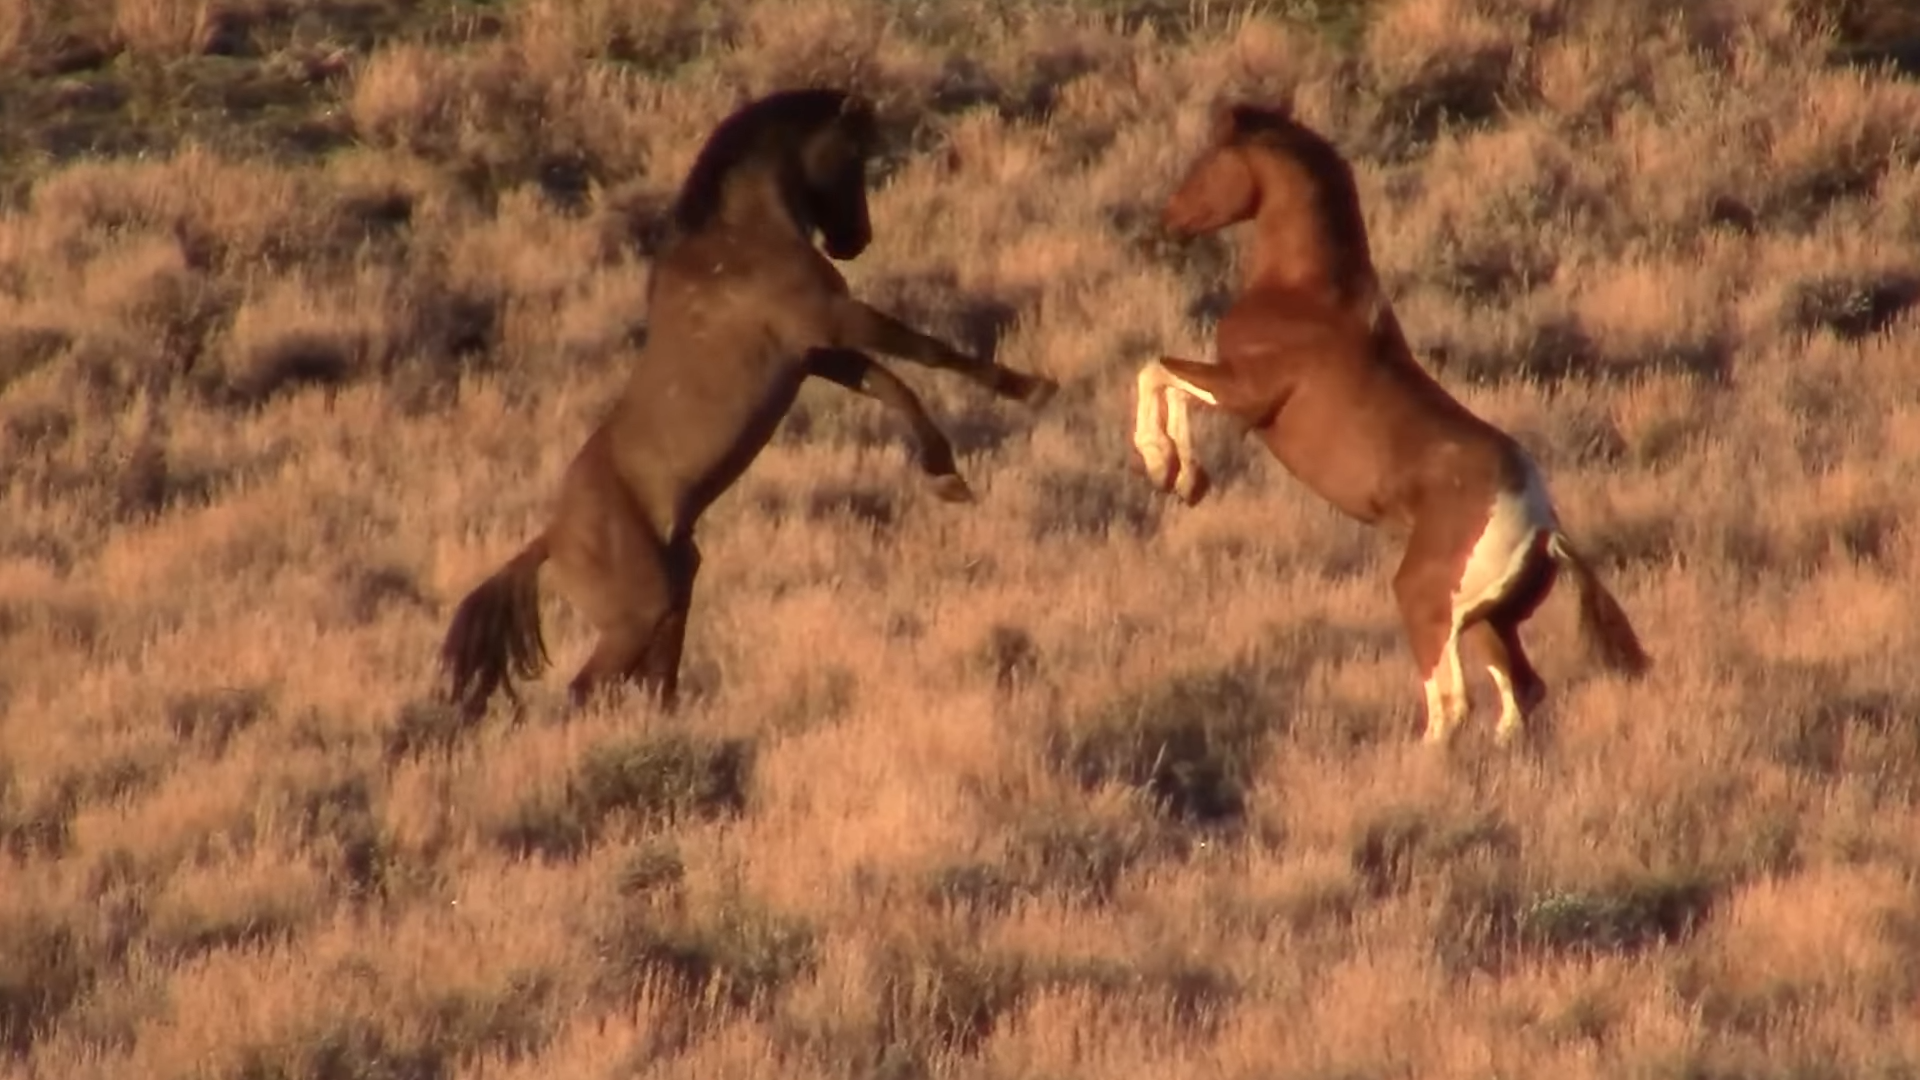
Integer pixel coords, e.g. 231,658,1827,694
109,0,213,59
4,0,1920,1077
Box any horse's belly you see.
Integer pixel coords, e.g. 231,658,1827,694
611,359,809,535
1261,414,1397,525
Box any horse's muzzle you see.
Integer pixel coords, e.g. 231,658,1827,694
824,227,872,261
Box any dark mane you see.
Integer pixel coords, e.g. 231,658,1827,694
1225,104,1376,294
669,87,865,233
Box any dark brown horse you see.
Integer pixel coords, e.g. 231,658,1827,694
1132,101,1650,745
440,87,1057,718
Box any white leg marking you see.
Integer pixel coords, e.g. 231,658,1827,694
1164,388,1203,501
1489,665,1523,744
1444,627,1468,724
1161,373,1217,501
1162,372,1221,408
1422,671,1450,744
1165,381,1193,459
1421,633,1470,744
1133,362,1222,501
1133,363,1175,483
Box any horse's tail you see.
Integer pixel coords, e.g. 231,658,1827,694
439,536,552,717
1546,529,1651,678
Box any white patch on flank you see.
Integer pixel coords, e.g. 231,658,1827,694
1452,455,1557,621
1133,363,1175,481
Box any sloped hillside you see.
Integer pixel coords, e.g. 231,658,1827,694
3,1,1919,1077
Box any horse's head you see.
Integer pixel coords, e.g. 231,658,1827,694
670,88,879,258
1162,100,1336,239
1162,99,1373,294
797,93,878,261
1161,102,1266,238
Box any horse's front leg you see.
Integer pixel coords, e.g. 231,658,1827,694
807,347,974,503
1134,356,1223,505
829,296,1057,408
1132,362,1178,492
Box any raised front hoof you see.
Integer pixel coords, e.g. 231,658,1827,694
929,473,977,504
1127,448,1178,495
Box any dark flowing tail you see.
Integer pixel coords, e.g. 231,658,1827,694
439,536,552,717
1546,530,1652,678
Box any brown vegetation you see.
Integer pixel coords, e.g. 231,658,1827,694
3,0,1919,1077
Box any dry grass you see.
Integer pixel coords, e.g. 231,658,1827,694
4,0,1920,1077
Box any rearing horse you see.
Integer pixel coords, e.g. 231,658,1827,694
439,87,1057,719
1132,102,1650,745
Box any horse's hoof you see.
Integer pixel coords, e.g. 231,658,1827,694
1175,466,1211,505
1149,459,1181,497
930,474,976,503
1127,448,1169,492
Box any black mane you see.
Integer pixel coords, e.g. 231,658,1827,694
669,87,862,233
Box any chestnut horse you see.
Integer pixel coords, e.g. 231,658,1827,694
439,88,1057,720
1132,102,1650,745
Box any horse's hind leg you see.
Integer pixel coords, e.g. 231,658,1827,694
808,348,973,503
566,622,655,711
560,546,679,712
1393,534,1470,745
1460,525,1558,744
627,536,701,708
542,446,685,713
1462,620,1546,744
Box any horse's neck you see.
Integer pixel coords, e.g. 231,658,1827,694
717,172,809,243
1242,214,1377,318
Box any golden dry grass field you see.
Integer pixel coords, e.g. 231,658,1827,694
4,0,1920,1076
